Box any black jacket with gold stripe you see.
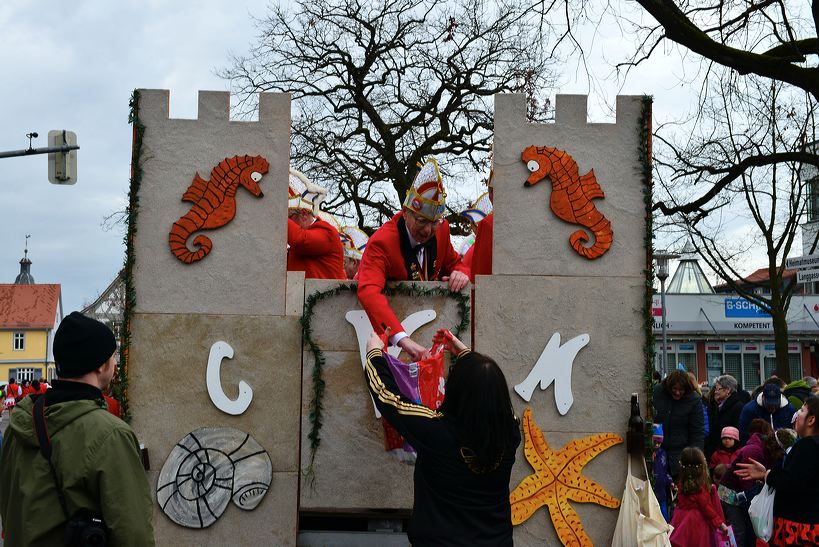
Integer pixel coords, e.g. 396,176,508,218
365,348,519,547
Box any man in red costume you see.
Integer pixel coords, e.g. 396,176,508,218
287,168,346,280
339,226,369,280
460,173,494,282
357,158,470,360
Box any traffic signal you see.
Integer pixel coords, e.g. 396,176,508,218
48,130,77,184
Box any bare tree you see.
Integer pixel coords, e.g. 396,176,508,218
654,73,818,381
222,0,554,231
583,0,819,380
614,0,819,217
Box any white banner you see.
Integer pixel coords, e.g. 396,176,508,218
797,268,819,284
786,254,819,269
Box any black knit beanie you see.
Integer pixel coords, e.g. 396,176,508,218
54,312,117,378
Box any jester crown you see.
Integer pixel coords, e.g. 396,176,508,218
460,191,493,226
288,168,328,215
403,158,446,221
339,226,369,260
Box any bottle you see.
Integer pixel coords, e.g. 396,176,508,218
626,393,644,455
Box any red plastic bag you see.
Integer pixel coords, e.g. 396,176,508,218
378,337,447,459
417,349,445,410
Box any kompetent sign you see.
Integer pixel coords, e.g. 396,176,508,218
724,297,771,318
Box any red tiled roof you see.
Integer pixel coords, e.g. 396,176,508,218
743,267,797,283
714,267,797,289
0,284,61,329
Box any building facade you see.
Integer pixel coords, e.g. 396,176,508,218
0,252,62,382
652,292,817,388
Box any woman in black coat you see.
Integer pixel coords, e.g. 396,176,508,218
653,370,705,477
705,374,745,460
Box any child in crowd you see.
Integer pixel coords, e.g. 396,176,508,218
712,463,728,485
709,426,741,472
651,423,673,521
669,447,731,547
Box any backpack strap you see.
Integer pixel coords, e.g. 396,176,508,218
31,395,71,519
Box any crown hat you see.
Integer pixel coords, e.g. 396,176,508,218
317,211,341,230
288,168,328,214
460,191,493,226
403,158,446,221
339,226,369,260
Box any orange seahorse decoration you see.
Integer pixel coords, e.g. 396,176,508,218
169,155,269,264
521,146,613,260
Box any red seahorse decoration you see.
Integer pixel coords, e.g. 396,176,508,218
169,155,269,264
521,146,613,260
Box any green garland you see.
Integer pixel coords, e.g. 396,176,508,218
115,90,145,423
302,282,470,485
640,95,656,461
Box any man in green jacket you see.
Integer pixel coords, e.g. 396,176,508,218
0,312,154,546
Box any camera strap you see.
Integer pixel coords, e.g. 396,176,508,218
32,395,72,520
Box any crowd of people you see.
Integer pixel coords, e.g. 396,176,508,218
652,370,819,546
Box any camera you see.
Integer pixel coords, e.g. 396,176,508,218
64,512,108,547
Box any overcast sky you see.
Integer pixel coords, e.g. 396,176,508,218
0,1,760,312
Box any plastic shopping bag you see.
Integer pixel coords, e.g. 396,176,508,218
748,483,775,542
612,457,672,547
378,345,446,461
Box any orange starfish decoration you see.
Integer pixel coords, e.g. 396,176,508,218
510,408,622,546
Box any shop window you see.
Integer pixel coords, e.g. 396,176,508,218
655,344,674,376
675,353,697,375
706,353,723,385
742,353,762,392
13,332,25,351
763,356,777,379
788,354,802,382
724,354,742,386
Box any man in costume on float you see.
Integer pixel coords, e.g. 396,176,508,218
339,226,369,280
357,158,470,361
460,171,493,281
287,168,346,280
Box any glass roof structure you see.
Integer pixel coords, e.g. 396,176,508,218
666,241,714,294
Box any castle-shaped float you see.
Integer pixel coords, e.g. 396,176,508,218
125,89,652,546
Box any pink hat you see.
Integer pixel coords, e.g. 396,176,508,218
721,426,740,442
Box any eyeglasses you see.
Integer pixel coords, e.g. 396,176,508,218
407,211,441,229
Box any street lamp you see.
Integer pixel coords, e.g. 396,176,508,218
654,250,679,376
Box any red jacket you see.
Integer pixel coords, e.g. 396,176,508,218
709,448,738,469
468,213,493,282
104,394,122,418
670,485,725,547
357,212,467,335
287,218,346,279
4,384,21,399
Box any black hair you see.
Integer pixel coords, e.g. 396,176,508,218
803,395,819,425
652,371,662,382
31,379,40,390
439,352,519,474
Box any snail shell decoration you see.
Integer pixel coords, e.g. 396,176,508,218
157,427,272,528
